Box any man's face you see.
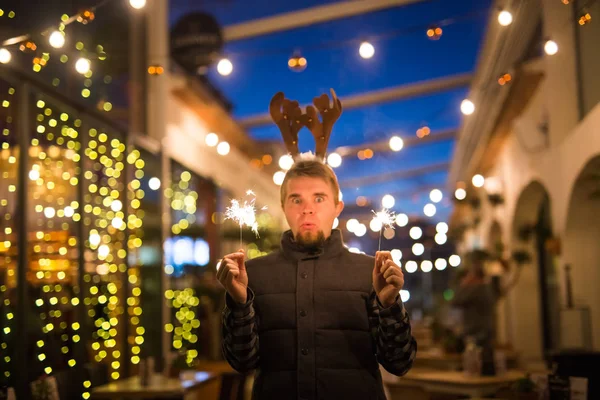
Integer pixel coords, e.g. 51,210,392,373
283,176,344,248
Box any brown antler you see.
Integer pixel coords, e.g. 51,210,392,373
304,88,342,160
269,92,306,158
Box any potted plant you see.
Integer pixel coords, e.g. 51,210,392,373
512,250,532,266
487,193,504,206
517,224,535,242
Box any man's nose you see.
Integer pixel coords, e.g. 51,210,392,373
302,205,314,214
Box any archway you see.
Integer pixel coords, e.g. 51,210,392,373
510,181,558,363
564,155,600,350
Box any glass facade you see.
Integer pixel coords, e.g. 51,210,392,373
0,72,154,395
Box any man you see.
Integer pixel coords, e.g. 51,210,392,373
217,159,417,399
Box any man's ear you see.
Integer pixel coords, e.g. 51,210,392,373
336,200,344,216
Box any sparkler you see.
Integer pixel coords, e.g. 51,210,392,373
225,190,267,248
372,208,396,251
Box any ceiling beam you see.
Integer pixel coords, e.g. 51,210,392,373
238,73,473,129
334,128,457,157
223,0,428,42
339,162,449,188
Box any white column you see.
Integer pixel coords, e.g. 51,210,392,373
541,0,579,145
146,0,169,142
145,0,171,370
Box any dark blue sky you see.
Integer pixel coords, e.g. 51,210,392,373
170,0,493,222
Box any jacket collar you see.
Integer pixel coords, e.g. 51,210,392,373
280,229,346,261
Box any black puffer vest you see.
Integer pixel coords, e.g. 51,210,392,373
245,229,387,400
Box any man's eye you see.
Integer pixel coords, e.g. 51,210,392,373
315,197,324,203
292,198,301,204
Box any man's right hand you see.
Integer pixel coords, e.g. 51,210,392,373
216,249,248,304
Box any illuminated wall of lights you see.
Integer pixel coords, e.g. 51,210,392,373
0,76,149,391
0,79,17,386
164,165,212,366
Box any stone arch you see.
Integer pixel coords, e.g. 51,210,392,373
508,180,557,362
563,154,600,350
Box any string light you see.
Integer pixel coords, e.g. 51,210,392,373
389,136,404,152
19,41,37,53
461,99,475,115
449,255,461,267
381,194,395,209
75,57,91,74
359,41,375,59
49,31,65,48
578,12,591,26
430,189,443,203
205,132,219,147
409,227,423,240
395,213,409,227
147,65,165,75
273,171,285,185
498,10,513,26
423,203,436,217
129,0,147,9
455,188,466,200
426,25,443,40
76,10,95,24
216,141,230,156
217,58,233,76
0,48,11,64
405,261,418,273
472,174,485,188
416,126,431,138
544,39,558,55
288,51,307,72
327,152,342,168
498,73,512,86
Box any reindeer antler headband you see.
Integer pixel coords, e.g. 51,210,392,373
269,89,342,162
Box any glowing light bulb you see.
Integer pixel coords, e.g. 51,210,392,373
217,58,233,76
205,133,218,147
0,48,12,64
381,194,395,209
217,141,230,155
75,58,91,74
327,152,342,168
461,99,475,115
359,42,375,59
544,40,558,55
273,171,285,186
129,0,147,9
49,31,65,48
498,10,513,26
472,174,485,188
430,189,443,203
389,136,404,152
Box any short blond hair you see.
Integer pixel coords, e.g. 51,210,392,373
280,160,341,207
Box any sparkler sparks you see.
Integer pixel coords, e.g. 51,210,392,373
372,208,396,251
225,190,267,245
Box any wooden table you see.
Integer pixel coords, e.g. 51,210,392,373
387,369,525,398
91,371,217,399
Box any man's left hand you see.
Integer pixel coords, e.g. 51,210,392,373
373,251,404,308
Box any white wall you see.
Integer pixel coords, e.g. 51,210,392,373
463,87,600,359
